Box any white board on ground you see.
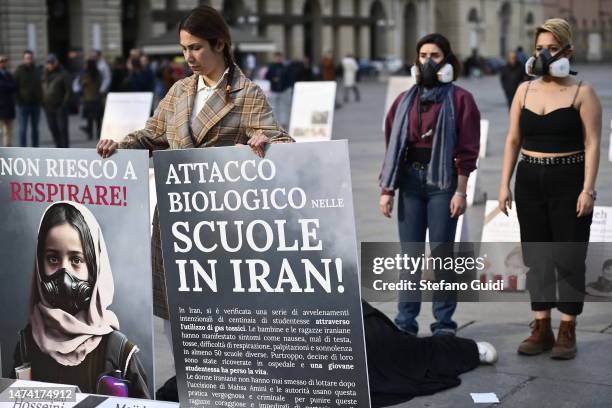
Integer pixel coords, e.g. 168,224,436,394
467,167,478,207
482,200,612,242
382,76,415,130
479,119,489,159
289,81,337,142
101,92,154,142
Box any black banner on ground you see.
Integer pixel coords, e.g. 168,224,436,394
153,141,370,408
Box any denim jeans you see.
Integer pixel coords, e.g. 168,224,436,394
18,104,40,147
395,165,459,335
44,106,69,148
268,89,292,129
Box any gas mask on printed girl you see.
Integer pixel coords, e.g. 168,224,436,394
411,58,454,87
40,267,93,315
525,44,576,77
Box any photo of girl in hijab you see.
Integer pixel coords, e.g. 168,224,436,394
11,201,150,398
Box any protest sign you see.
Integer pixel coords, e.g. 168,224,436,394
0,148,154,398
153,141,370,407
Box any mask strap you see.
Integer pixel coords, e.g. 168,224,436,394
550,44,571,62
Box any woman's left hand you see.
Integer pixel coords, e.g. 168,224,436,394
450,194,467,219
247,130,270,158
576,192,594,217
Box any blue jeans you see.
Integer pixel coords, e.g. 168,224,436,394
18,104,41,147
44,106,69,148
395,165,458,335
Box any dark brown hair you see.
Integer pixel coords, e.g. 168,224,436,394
415,33,462,80
179,5,236,102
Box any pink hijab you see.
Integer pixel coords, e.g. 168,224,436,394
29,201,120,366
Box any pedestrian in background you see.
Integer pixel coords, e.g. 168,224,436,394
42,54,72,148
380,33,480,336
500,50,527,108
321,51,336,81
109,57,127,92
123,57,152,92
0,54,16,146
265,52,289,129
342,53,360,103
92,50,112,96
79,58,103,139
498,18,602,360
516,46,528,65
14,50,42,147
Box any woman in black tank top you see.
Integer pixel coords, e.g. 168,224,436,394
497,18,602,360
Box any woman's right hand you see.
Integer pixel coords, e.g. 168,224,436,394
498,186,513,216
380,194,394,218
96,139,119,159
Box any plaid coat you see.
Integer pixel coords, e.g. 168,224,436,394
119,68,293,319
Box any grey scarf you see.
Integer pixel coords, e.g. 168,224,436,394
380,83,456,190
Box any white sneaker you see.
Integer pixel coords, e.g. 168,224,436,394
477,341,498,364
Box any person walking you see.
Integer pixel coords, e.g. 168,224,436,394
13,50,42,147
379,33,480,336
498,19,602,360
500,51,527,108
265,52,289,129
341,53,360,103
42,54,72,148
79,58,103,139
321,51,336,81
0,54,17,146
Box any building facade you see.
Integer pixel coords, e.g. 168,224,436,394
1,0,609,70
542,0,612,60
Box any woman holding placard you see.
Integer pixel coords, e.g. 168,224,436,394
498,18,602,360
379,34,480,336
95,5,292,326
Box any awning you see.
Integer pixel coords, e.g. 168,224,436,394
140,26,276,55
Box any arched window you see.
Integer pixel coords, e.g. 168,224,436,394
525,11,534,25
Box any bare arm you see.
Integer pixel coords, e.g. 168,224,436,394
576,83,602,217
498,81,527,215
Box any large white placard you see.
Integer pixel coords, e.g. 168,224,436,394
288,81,337,142
100,92,154,142
382,76,415,130
479,119,489,159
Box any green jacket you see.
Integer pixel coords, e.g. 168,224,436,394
80,73,102,102
13,64,43,105
42,67,72,110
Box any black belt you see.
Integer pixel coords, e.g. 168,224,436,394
521,152,584,166
407,161,428,171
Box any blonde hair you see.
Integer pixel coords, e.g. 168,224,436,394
535,18,573,48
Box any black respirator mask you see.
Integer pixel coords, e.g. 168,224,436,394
526,44,576,77
40,268,93,315
412,57,454,88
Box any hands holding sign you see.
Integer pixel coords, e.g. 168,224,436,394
97,139,119,159
243,129,270,158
